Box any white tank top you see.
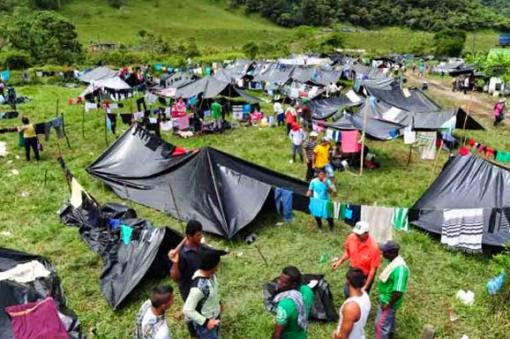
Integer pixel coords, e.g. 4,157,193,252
337,292,371,339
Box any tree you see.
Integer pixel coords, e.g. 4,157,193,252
29,0,63,10
434,29,466,57
6,11,82,65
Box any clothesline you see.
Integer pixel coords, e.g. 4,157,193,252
457,137,510,163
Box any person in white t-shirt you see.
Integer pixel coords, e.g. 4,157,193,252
273,101,284,126
135,285,174,339
288,122,305,164
334,268,371,339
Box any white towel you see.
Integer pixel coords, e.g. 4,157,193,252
379,256,407,283
361,206,394,244
441,208,484,252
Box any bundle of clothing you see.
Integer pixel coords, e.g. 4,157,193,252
0,248,83,339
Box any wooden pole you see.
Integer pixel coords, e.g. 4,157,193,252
82,106,85,138
406,145,413,167
254,244,269,267
359,104,369,176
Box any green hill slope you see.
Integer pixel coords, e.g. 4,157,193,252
60,0,291,48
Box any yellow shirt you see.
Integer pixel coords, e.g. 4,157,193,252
314,144,330,168
21,124,36,138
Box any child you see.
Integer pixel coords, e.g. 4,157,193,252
18,117,39,161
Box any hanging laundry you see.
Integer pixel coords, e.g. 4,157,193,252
333,201,342,220
341,130,361,153
106,113,117,134
274,188,293,223
441,208,484,253
326,128,341,142
309,198,333,219
343,204,361,226
133,111,145,120
85,102,98,112
403,126,416,144
5,297,69,339
496,151,510,163
160,120,173,131
391,207,409,232
136,97,147,112
417,131,436,160
120,113,133,125
120,224,134,245
43,117,64,141
360,206,394,243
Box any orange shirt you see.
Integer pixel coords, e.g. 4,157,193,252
343,233,381,276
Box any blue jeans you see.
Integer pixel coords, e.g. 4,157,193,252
194,323,220,339
375,305,396,339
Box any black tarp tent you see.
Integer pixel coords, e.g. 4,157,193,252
0,248,83,338
291,67,343,86
310,96,363,120
361,97,484,131
364,80,442,113
59,186,183,309
319,113,404,140
78,66,118,83
87,124,310,238
410,155,510,247
253,63,295,85
175,76,261,103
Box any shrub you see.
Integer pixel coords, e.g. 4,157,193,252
0,50,31,69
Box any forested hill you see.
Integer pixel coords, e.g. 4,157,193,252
230,0,510,31
482,0,510,17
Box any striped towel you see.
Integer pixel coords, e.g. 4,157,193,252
441,209,484,253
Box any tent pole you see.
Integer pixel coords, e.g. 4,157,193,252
406,145,413,167
359,104,369,176
82,106,85,138
461,96,473,146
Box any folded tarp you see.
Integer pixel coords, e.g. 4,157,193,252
310,96,363,120
0,248,83,338
78,66,117,83
87,124,310,238
319,113,404,140
59,192,183,309
410,155,510,248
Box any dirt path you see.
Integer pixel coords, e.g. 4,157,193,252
406,72,495,120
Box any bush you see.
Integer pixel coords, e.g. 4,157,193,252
0,51,31,69
108,0,123,9
434,29,466,57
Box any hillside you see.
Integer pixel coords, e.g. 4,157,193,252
231,0,509,31
60,0,292,48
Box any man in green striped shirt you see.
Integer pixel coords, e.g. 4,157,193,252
374,241,409,339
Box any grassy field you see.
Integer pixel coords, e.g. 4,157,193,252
0,74,509,338
59,0,292,49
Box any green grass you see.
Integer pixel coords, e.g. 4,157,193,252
59,0,291,49
0,78,509,338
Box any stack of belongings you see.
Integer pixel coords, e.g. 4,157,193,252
0,248,83,338
58,159,184,309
